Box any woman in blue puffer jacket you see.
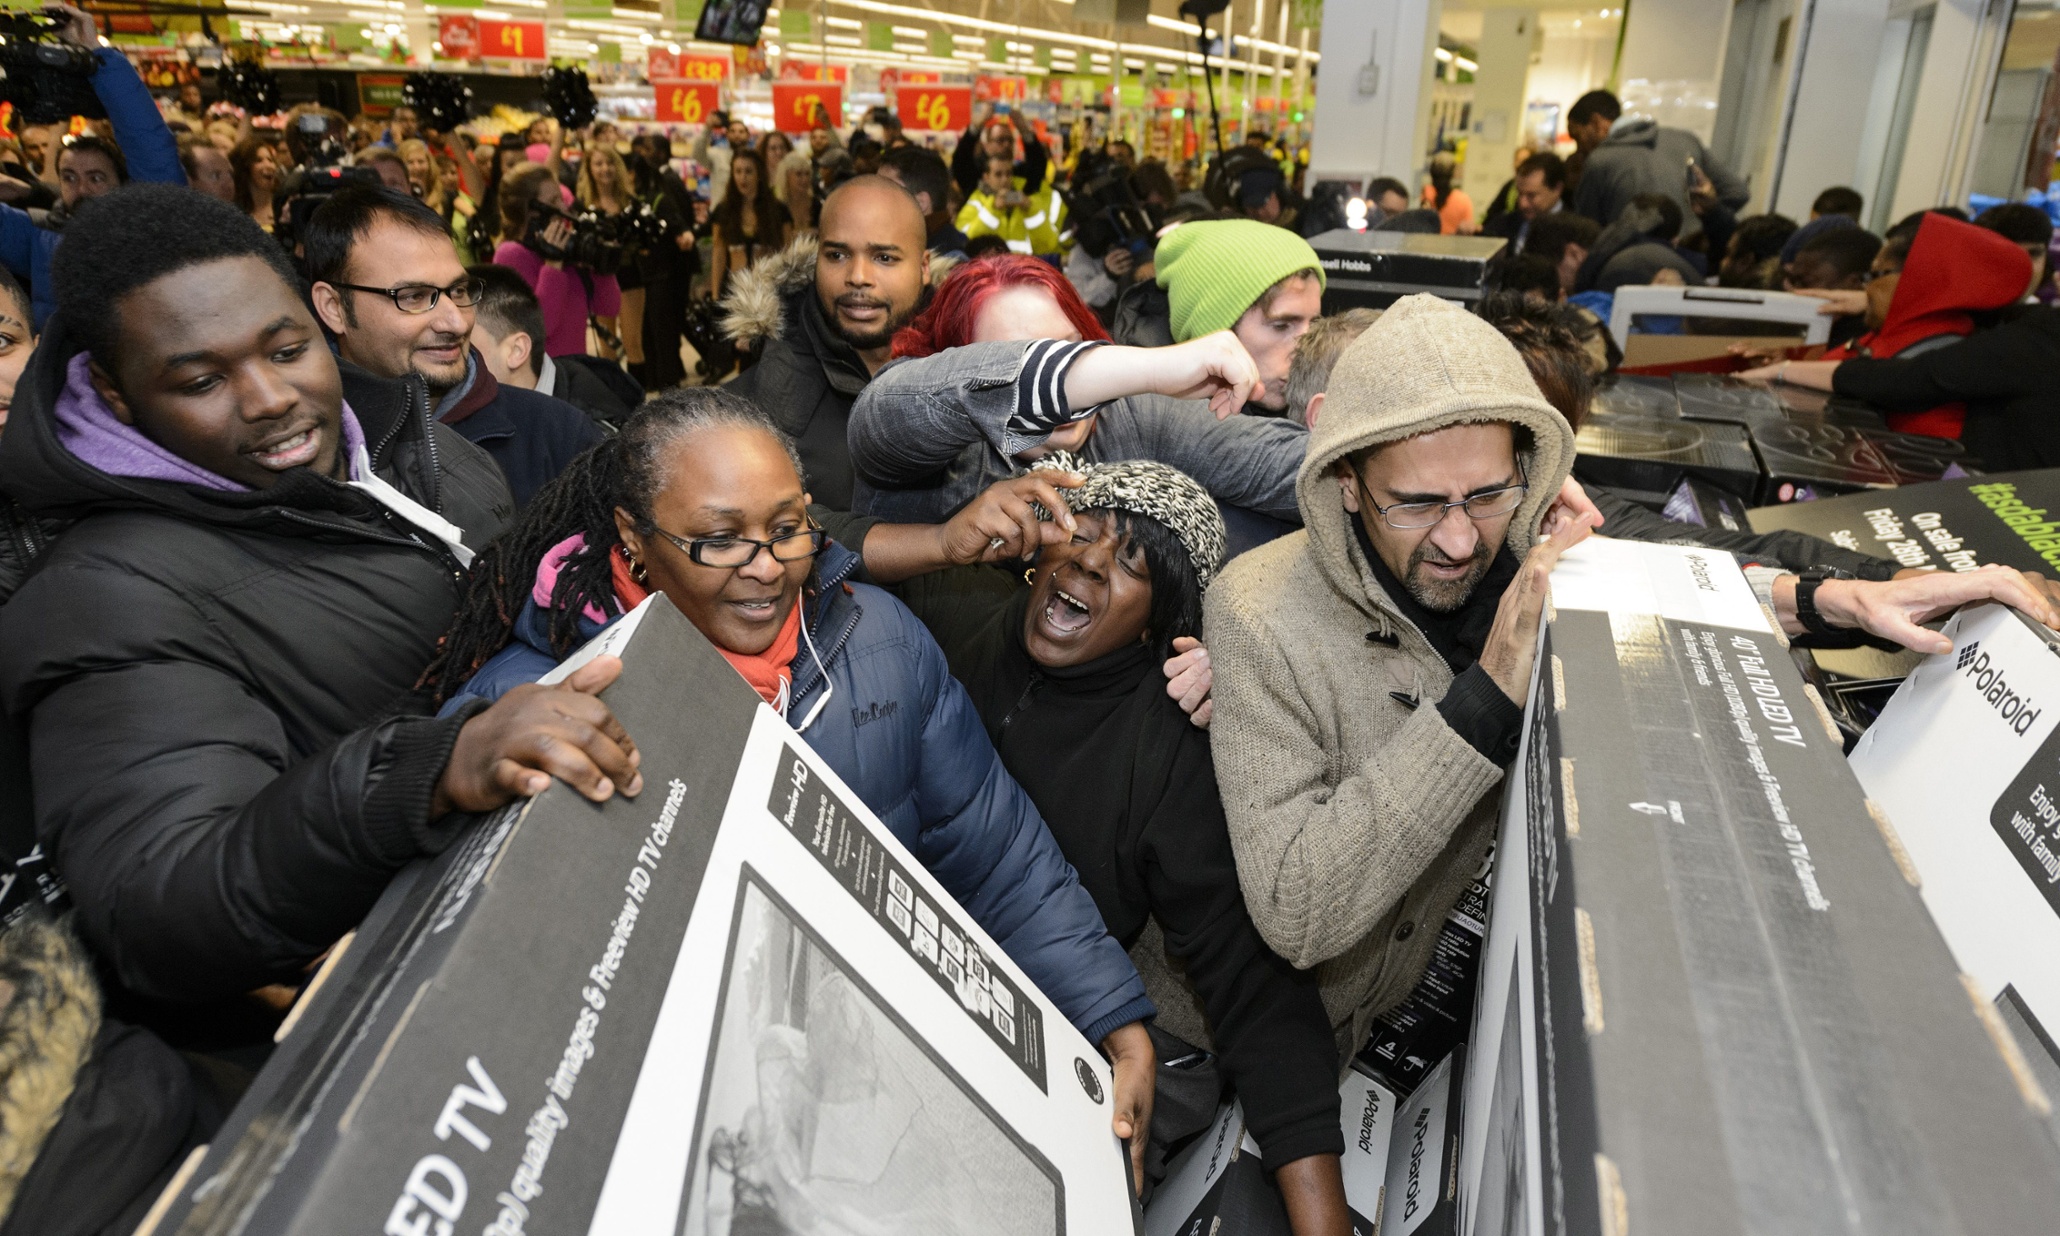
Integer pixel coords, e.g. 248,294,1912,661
424,387,1158,1184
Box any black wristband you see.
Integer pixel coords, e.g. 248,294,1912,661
1794,567,1855,636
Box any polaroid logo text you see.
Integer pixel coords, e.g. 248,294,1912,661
1358,1088,1384,1155
1960,648,2042,736
1403,1106,1430,1220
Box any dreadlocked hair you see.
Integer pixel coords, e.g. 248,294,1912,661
420,387,805,706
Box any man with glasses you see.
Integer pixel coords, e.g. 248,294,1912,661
1205,295,1596,1058
306,185,601,504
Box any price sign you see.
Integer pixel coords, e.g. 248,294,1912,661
778,61,848,83
646,46,678,79
896,85,970,132
477,18,546,60
771,81,842,133
437,14,479,57
974,75,1028,102
676,52,728,81
654,80,720,125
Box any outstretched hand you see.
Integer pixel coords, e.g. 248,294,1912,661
435,655,643,817
1062,331,1263,419
1808,565,2060,654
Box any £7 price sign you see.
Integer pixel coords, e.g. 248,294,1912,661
477,19,546,60
896,85,971,133
771,82,842,133
655,81,720,125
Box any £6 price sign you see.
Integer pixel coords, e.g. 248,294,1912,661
655,80,720,125
477,18,545,60
896,85,970,133
771,81,842,133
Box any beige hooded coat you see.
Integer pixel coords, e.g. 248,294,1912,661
1205,294,1576,1057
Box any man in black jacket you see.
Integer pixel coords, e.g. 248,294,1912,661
950,103,1048,201
0,185,643,1037
468,262,633,426
305,185,603,505
721,176,930,509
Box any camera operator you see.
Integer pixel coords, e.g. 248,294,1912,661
1062,148,1158,321
491,160,622,360
0,2,185,328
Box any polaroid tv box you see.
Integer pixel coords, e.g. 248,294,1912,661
1849,601,2060,1139
1455,538,2060,1236
1359,847,1492,1097
140,597,1139,1236
1306,228,1507,311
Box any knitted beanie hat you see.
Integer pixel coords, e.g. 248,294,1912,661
1032,454,1229,589
1154,219,1326,342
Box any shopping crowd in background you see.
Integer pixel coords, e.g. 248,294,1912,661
1,25,2059,1234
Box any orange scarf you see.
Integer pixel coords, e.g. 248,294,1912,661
609,546,802,709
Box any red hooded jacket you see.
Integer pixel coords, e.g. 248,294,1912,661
1828,213,2032,438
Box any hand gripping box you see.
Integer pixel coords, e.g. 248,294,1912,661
1849,600,2060,1134
139,597,1139,1236
1455,538,2060,1236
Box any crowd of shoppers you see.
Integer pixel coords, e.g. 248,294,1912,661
1,37,2059,1236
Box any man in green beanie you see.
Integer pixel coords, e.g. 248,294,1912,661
1116,218,1325,418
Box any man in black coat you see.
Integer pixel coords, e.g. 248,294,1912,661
950,103,1048,201
305,184,603,505
721,176,930,510
0,185,643,1039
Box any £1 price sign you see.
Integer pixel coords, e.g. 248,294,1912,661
655,80,720,125
771,81,842,133
896,85,971,133
477,19,545,60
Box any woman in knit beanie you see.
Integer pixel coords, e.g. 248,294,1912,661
891,458,1355,1231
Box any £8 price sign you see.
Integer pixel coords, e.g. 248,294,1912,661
477,18,546,60
896,85,970,133
771,81,842,133
655,81,719,125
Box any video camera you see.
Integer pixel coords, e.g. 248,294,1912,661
0,10,104,126
275,111,379,248
1066,152,1157,261
523,198,629,276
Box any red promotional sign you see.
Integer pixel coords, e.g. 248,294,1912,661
437,14,479,59
646,46,678,79
881,68,942,94
676,53,728,81
771,81,842,133
896,85,971,133
778,61,849,83
654,80,720,125
974,75,1027,102
477,19,546,61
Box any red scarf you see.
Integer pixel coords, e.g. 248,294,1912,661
607,545,801,709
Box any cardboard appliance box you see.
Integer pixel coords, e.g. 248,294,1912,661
1305,228,1507,312
143,598,1139,1236
1455,538,2060,1236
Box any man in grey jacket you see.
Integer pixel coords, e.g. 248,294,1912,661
1569,90,1748,232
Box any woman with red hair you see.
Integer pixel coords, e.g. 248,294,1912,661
893,254,1109,359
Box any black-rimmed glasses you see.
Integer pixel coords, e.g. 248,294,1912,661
1360,459,1529,530
330,277,486,315
647,524,827,568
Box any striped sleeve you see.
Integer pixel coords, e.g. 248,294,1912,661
1011,339,1108,436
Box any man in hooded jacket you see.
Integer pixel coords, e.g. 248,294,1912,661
1569,95,1747,232
0,186,642,1042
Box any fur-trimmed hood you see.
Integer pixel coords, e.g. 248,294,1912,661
719,233,960,348
0,917,100,1220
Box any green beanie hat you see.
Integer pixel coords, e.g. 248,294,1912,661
1155,219,1326,342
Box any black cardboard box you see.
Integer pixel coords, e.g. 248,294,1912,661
1572,413,1761,500
1456,538,2060,1236
1306,228,1507,311
142,598,1138,1236
1747,469,2060,576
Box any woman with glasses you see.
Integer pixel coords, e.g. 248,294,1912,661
423,388,1161,1187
